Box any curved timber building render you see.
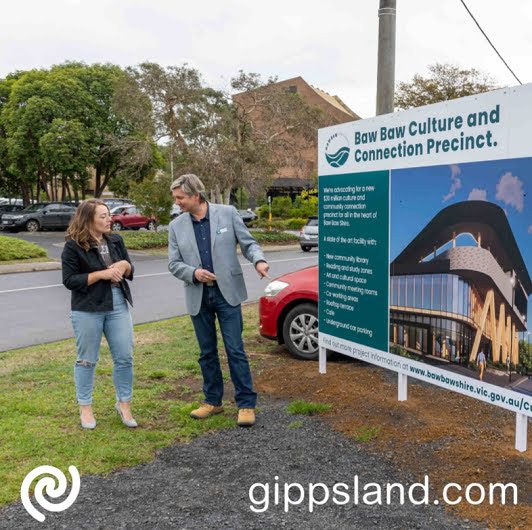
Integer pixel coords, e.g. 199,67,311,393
390,201,530,364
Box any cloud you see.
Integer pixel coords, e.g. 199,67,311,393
495,172,524,212
450,164,461,178
443,173,462,202
468,188,487,201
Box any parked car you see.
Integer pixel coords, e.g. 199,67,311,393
0,198,24,206
101,197,133,211
110,205,157,231
238,209,258,226
170,204,182,220
299,216,318,252
1,202,77,232
0,204,25,229
259,265,319,360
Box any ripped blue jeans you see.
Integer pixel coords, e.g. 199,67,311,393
71,288,134,405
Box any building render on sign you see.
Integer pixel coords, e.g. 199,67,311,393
390,201,530,365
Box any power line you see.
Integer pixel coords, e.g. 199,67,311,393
459,0,522,85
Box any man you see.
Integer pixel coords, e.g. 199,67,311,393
168,174,270,427
477,350,486,381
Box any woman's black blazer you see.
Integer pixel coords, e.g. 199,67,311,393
62,233,134,312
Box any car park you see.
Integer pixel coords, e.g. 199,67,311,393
259,265,319,360
170,204,182,220
1,202,77,232
101,197,133,211
0,198,24,206
238,209,258,225
0,204,25,229
110,205,157,231
299,216,318,251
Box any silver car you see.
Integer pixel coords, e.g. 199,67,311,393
299,216,318,252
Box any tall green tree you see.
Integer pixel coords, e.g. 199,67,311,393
395,63,500,110
1,68,93,203
51,62,157,197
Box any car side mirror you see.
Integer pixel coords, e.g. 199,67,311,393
42,210,47,214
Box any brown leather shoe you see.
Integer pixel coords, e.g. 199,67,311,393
190,404,224,419
237,408,255,427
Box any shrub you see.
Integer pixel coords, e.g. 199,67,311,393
256,219,288,232
249,231,298,243
119,231,169,249
287,218,307,230
0,236,47,261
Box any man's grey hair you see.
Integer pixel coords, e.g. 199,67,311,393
170,173,206,202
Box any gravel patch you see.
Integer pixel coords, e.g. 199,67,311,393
0,397,479,529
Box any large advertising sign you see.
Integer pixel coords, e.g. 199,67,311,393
318,85,532,420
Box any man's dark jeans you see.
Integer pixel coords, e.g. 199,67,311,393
190,284,257,409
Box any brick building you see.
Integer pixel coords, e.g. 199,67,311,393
233,76,360,199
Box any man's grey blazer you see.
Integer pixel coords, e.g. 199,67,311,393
168,203,266,316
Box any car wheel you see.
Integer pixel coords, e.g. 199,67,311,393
282,303,319,360
25,220,40,232
146,221,156,231
301,246,310,252
111,221,123,231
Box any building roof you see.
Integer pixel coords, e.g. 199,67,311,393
308,84,360,119
392,201,532,294
269,177,314,188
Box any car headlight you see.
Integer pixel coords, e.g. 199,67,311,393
10,215,24,219
264,280,289,297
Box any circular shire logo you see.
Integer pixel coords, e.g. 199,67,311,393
325,132,350,168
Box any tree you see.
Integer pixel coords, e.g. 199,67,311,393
1,68,94,203
395,63,500,110
52,62,158,197
124,64,328,205
128,172,173,226
39,118,91,201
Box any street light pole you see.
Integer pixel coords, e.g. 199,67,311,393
376,0,397,116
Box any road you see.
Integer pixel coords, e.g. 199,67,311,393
0,237,317,351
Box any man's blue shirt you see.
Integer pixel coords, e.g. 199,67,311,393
191,203,214,277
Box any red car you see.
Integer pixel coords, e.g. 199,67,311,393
110,205,157,231
259,265,319,360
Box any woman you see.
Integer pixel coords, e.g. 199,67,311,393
62,199,137,429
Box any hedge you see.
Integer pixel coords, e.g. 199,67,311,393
119,231,169,249
119,229,298,250
0,235,47,261
249,231,298,243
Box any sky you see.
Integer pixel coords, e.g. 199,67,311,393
390,157,532,330
1,1,532,118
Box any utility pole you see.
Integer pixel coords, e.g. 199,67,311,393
376,0,397,116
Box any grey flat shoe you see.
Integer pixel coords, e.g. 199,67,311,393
115,402,138,428
80,410,96,430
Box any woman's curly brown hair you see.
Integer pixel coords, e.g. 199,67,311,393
65,199,110,251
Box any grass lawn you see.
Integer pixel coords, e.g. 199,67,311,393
0,304,270,506
0,257,56,266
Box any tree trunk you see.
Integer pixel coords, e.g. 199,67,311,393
21,182,31,206
94,165,102,198
223,186,231,205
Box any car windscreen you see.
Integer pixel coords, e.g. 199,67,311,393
22,203,47,213
306,218,318,226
